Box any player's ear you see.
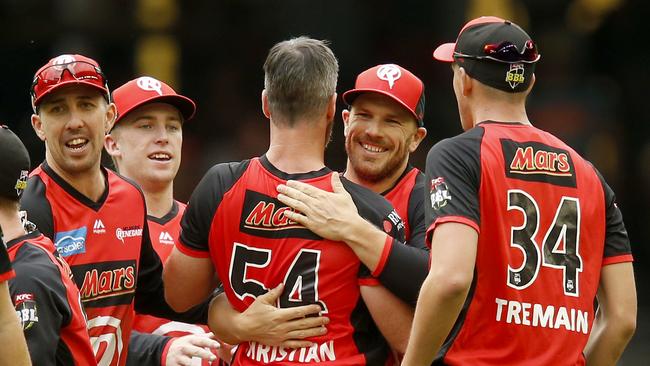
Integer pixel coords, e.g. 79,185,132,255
261,90,271,119
104,133,121,159
105,102,117,133
341,109,351,136
31,114,46,142
325,93,337,122
409,127,427,153
459,67,472,97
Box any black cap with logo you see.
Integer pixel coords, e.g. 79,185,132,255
433,16,540,93
0,126,30,201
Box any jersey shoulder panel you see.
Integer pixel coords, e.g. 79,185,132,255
20,173,55,239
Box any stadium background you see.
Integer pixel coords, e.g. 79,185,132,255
0,0,647,363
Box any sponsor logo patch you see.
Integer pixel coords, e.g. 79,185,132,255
14,293,38,330
54,227,87,257
159,231,175,245
240,190,320,240
505,63,525,89
72,260,137,307
93,219,106,234
430,177,452,210
15,170,28,196
501,139,577,187
115,226,142,243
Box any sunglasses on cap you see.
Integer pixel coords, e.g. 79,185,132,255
454,40,540,64
30,61,109,105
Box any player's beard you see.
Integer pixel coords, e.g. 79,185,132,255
345,135,409,184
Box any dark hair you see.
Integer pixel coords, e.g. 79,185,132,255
263,36,338,125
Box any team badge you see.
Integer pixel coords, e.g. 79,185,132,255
430,177,452,210
505,63,525,89
15,170,28,196
136,76,163,96
376,64,401,89
14,293,39,330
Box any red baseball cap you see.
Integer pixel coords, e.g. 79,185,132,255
31,54,109,110
342,64,425,126
112,76,196,125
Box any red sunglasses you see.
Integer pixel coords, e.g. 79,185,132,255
30,61,109,103
454,40,540,63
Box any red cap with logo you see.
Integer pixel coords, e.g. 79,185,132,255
31,54,109,111
112,76,197,124
342,64,425,126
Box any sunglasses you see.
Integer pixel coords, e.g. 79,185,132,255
454,40,540,63
30,60,108,103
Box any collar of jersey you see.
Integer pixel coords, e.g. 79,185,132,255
258,154,332,181
42,161,110,212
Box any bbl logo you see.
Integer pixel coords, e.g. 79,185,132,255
505,63,525,89
430,177,452,210
14,293,39,330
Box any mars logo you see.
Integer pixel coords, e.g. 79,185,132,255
240,190,321,240
502,139,577,187
376,64,401,89
137,76,163,96
14,293,38,330
505,63,525,89
76,260,137,306
430,177,452,210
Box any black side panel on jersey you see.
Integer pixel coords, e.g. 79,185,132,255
593,168,632,257
350,295,389,365
407,171,428,250
126,331,171,366
20,175,55,239
9,241,71,365
181,160,251,252
0,238,11,278
424,127,484,239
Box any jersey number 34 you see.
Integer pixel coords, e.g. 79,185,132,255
507,190,583,297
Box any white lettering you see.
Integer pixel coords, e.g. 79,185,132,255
521,302,531,325
507,300,522,324
246,341,336,363
495,298,589,334
495,298,508,321
533,303,554,328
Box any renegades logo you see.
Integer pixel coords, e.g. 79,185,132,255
240,190,321,240
501,139,577,187
71,260,137,307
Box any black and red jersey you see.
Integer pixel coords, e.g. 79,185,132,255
424,121,633,365
20,162,206,366
7,230,97,365
0,238,14,282
178,155,405,365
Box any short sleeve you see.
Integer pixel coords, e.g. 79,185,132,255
594,170,633,265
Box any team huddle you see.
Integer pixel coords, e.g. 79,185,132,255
0,16,637,366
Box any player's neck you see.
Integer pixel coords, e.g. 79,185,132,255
46,156,106,202
266,121,327,174
0,206,27,242
471,100,531,127
141,182,175,219
344,159,408,194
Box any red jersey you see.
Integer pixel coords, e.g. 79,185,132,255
7,231,97,365
133,200,211,338
20,162,205,366
424,122,633,365
178,155,405,365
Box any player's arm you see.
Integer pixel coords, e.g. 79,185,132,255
208,284,327,347
360,283,414,354
127,331,219,366
9,245,69,365
163,247,217,312
583,263,636,365
0,242,30,366
278,173,428,305
401,222,477,366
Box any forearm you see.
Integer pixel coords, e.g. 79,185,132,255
340,216,388,273
402,272,469,366
0,283,30,366
208,293,245,345
584,310,635,365
361,285,414,354
376,242,429,306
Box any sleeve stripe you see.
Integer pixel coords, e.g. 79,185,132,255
0,270,15,282
426,216,480,247
602,254,634,266
371,235,394,277
176,239,211,259
358,278,381,286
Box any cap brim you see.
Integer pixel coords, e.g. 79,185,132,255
433,43,456,62
116,95,197,123
342,89,420,123
34,80,108,107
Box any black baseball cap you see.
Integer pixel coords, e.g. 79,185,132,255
433,16,540,93
0,126,30,201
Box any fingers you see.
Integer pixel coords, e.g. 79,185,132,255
276,191,312,215
330,172,345,193
168,336,219,366
280,208,309,226
284,324,328,340
283,179,325,197
282,339,319,349
256,283,284,304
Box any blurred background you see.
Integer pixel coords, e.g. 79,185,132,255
0,0,647,363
